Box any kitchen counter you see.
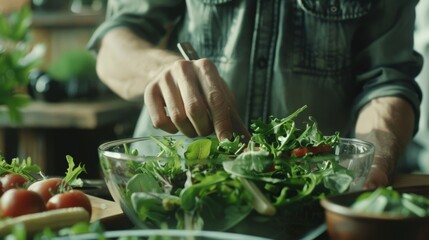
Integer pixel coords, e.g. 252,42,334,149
0,97,141,176
391,173,429,187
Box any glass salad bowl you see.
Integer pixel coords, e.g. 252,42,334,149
98,135,375,239
98,103,375,239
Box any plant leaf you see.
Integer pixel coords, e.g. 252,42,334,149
184,139,212,160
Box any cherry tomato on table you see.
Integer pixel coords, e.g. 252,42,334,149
28,177,65,203
0,189,46,218
1,173,29,192
46,190,92,216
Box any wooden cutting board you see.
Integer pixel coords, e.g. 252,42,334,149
0,195,127,236
89,195,123,222
88,194,133,230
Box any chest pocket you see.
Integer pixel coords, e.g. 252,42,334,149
291,0,373,75
298,0,372,20
181,0,240,61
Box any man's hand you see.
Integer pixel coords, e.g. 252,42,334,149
364,155,390,189
97,28,249,141
144,58,249,140
355,97,415,189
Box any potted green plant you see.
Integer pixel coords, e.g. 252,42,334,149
0,5,44,122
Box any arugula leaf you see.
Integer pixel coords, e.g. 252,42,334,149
0,156,40,181
249,105,340,159
218,134,245,155
62,155,86,188
149,136,182,159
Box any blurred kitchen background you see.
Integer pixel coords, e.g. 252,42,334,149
1,0,429,178
0,0,140,178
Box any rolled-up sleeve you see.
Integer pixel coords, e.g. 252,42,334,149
87,0,185,52
352,0,423,135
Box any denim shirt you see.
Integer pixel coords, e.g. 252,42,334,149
88,0,423,138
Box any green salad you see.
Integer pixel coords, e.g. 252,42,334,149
351,187,429,217
108,105,355,238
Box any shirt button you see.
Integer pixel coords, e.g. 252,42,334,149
257,57,268,68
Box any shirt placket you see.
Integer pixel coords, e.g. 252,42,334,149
246,0,280,125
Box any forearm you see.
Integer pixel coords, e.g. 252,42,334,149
96,28,181,101
355,96,415,185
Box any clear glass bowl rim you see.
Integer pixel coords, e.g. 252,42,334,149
98,136,375,162
53,229,272,240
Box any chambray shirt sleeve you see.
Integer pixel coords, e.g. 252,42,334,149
87,0,185,51
352,0,423,135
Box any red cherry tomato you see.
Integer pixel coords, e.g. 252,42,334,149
28,177,64,203
290,144,333,157
46,190,92,216
0,189,46,218
1,173,29,192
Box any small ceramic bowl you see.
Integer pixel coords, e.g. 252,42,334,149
320,186,429,240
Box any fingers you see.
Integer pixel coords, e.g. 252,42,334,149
144,60,215,138
193,59,241,140
220,79,251,141
173,61,213,136
145,58,248,140
144,78,178,134
363,156,390,189
160,68,199,137
231,108,251,141
145,64,201,137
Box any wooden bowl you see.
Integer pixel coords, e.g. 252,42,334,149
320,186,429,240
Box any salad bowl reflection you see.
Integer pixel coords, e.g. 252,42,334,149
98,135,375,239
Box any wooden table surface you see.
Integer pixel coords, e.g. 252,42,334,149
391,173,429,188
0,97,141,129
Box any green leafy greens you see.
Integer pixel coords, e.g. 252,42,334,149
351,187,429,217
223,105,351,207
120,105,354,235
0,156,40,181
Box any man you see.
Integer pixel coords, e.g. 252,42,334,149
88,0,423,188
